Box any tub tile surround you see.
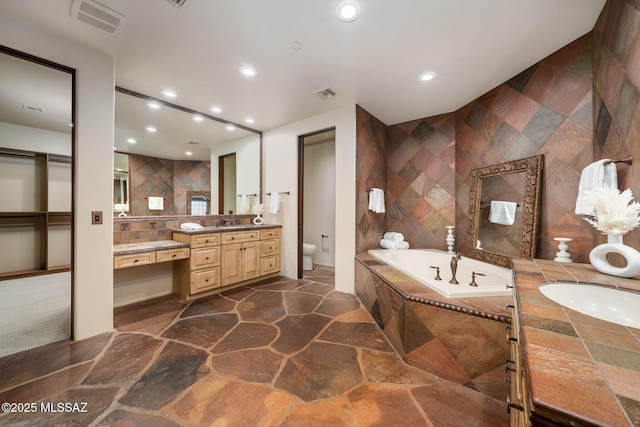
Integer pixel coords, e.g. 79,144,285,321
355,253,513,402
513,258,640,426
0,275,509,426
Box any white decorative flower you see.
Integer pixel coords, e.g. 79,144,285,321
251,203,264,215
583,188,640,236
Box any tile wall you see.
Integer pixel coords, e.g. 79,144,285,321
129,154,211,216
593,0,640,251
357,32,603,263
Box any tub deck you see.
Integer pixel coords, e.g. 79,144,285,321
356,252,512,322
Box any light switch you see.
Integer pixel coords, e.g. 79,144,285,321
92,211,103,224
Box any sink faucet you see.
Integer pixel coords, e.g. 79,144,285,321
222,219,236,227
449,253,462,284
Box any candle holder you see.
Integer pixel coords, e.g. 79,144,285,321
553,237,573,263
446,226,455,254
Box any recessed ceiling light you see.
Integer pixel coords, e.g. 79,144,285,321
146,126,157,133
161,89,177,98
193,115,204,122
147,102,161,110
291,41,302,51
185,151,193,156
127,138,136,144
226,125,236,131
210,106,223,114
418,72,437,82
244,117,255,124
336,0,361,22
239,65,257,78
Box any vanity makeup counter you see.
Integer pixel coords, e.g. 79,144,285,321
510,258,640,426
113,240,190,269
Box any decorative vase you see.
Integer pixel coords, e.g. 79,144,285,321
252,214,264,225
589,234,640,278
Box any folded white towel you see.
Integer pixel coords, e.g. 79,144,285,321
380,239,410,250
368,188,385,213
383,232,404,242
575,159,618,215
489,201,517,226
269,192,280,214
148,196,164,210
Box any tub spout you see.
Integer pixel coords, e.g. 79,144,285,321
449,253,462,284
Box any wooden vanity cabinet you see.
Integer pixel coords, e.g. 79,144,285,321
173,232,222,299
173,226,281,300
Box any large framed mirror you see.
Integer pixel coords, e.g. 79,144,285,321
464,155,543,268
114,87,262,217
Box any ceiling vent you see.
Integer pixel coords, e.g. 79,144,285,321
71,0,127,35
316,88,336,100
166,0,192,10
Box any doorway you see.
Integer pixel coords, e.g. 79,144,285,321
0,46,75,357
297,128,336,279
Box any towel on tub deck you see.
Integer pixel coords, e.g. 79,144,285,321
489,201,517,226
380,239,409,250
383,232,404,242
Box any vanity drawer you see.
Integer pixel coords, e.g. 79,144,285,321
114,251,156,269
260,239,280,257
261,255,280,276
260,228,280,239
191,267,221,293
156,247,190,263
220,230,259,244
191,247,220,270
191,233,220,248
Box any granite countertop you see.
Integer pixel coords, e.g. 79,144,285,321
355,252,513,322
512,258,640,426
113,240,190,255
171,224,281,235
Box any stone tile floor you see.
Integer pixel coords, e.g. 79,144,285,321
0,265,508,426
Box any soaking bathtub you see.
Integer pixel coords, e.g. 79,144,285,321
367,249,513,298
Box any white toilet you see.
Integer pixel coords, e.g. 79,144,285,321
302,243,316,271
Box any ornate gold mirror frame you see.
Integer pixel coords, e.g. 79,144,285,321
464,154,543,268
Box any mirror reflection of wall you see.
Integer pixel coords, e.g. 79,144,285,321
114,88,262,217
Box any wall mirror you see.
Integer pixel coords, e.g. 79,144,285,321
464,154,543,268
114,87,262,216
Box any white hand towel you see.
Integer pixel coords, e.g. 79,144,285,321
383,232,404,242
269,192,280,214
239,194,249,213
368,188,385,213
489,201,517,226
575,159,618,215
148,196,164,210
380,239,409,250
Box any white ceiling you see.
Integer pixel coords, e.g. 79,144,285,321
0,0,605,131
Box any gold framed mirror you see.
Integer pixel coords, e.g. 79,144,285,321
464,154,543,268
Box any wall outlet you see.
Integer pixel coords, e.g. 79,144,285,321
92,211,103,224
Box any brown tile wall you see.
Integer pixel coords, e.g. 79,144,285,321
356,34,600,263
593,0,640,251
129,154,211,216
385,115,456,250
355,105,388,253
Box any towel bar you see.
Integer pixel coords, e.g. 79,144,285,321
604,155,633,166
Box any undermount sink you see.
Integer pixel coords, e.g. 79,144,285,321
539,282,640,328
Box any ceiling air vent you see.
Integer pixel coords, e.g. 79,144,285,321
166,0,192,10
316,88,336,100
70,0,127,35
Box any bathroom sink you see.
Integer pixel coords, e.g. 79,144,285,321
539,282,640,328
